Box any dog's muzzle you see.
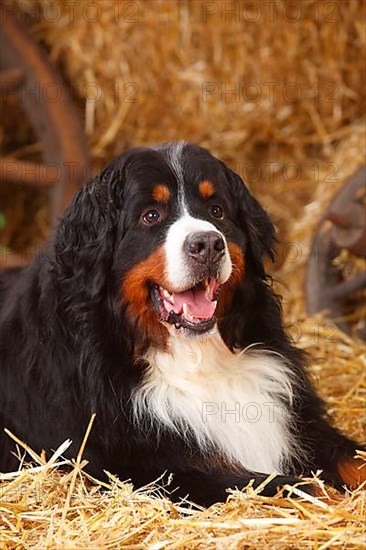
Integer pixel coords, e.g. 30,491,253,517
151,219,232,334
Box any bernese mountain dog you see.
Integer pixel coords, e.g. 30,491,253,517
0,142,364,506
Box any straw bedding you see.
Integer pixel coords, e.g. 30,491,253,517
0,1,365,548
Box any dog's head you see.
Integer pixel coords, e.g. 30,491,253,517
55,142,275,349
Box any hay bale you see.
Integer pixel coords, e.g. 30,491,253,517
15,0,365,166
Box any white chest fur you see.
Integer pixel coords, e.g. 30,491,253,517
133,331,297,474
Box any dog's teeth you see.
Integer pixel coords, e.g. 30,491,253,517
170,295,175,304
163,289,171,299
213,300,217,307
182,303,188,316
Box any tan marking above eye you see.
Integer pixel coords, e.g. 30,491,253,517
152,184,170,204
199,180,215,199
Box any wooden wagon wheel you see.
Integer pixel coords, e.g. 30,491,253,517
306,165,366,337
0,5,91,266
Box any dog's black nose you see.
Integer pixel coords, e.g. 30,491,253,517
184,231,225,265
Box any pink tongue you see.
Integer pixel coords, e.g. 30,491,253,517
172,288,216,319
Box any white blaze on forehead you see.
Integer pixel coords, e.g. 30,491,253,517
158,140,188,214
164,141,186,184
164,214,232,290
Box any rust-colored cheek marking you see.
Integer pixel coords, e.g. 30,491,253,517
217,243,245,317
199,179,215,199
227,243,245,286
121,246,169,347
152,184,170,204
338,457,366,489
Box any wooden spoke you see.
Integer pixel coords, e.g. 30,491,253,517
0,68,24,91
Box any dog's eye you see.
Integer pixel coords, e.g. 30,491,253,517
210,205,224,219
142,209,162,225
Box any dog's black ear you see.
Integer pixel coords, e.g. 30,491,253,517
222,164,276,266
53,157,126,308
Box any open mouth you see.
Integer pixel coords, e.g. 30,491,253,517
151,278,220,333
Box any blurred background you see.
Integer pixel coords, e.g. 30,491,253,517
0,0,365,349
